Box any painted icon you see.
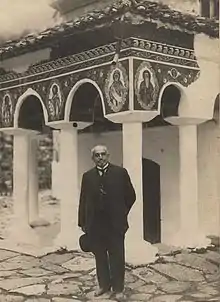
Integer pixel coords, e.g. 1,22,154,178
2,94,13,126
135,62,159,110
105,66,128,112
48,82,63,120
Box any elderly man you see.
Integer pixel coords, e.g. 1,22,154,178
78,145,136,299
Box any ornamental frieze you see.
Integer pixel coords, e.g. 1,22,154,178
0,60,129,126
129,49,199,69
153,64,200,88
0,55,113,90
0,37,198,89
133,59,200,111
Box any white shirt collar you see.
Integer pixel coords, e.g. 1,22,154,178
97,163,109,171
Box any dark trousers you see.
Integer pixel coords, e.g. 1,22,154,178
92,231,125,292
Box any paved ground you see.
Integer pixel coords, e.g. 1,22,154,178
0,246,219,302
0,193,219,301
0,192,60,246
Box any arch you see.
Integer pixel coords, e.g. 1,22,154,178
14,88,49,128
159,82,184,119
64,79,105,122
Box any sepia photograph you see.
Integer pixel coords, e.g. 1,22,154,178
0,0,219,301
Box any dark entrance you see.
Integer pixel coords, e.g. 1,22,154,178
142,158,161,244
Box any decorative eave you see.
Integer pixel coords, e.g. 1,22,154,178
0,0,219,61
0,37,199,86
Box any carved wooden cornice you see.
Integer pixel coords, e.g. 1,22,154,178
0,37,198,90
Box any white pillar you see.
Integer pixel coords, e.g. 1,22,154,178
54,126,82,250
7,133,39,246
209,0,215,18
51,130,61,199
180,125,199,232
170,125,210,248
123,122,158,265
28,137,39,224
28,137,49,227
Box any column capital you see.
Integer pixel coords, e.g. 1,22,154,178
0,127,39,136
106,110,158,123
164,116,208,126
47,120,92,130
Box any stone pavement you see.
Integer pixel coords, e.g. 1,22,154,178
0,246,219,302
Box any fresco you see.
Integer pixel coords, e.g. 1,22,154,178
104,63,129,113
46,81,64,122
1,93,13,127
134,61,159,111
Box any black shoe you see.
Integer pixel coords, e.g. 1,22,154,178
94,287,111,297
113,291,125,300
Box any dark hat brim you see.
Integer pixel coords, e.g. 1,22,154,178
79,234,92,252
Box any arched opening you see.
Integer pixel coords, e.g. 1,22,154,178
142,158,161,244
17,95,52,190
18,95,47,132
70,83,121,133
160,85,181,120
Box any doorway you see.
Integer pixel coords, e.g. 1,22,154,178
142,158,161,244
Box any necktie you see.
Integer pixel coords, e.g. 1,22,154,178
97,168,106,176
97,165,108,176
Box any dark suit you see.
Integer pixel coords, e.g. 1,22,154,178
78,163,136,292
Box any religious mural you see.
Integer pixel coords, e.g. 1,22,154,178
134,61,159,111
46,81,64,122
1,94,13,127
104,64,129,113
0,50,200,127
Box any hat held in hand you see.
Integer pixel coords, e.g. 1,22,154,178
79,234,92,252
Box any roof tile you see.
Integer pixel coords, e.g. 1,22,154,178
0,0,218,60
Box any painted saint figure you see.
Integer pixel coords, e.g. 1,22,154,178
48,84,62,120
2,95,12,126
139,69,155,107
109,70,126,108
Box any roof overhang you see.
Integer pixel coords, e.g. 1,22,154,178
0,0,218,61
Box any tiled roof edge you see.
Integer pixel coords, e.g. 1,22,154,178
0,0,218,61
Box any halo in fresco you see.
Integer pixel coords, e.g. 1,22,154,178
46,80,64,121
104,63,129,113
135,61,159,110
1,93,13,127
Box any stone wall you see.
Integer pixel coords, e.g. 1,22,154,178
0,133,53,195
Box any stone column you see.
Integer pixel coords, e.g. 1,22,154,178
54,125,81,250
7,132,39,246
209,0,215,18
122,122,158,265
51,130,61,199
28,136,49,227
170,124,210,248
28,137,39,224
